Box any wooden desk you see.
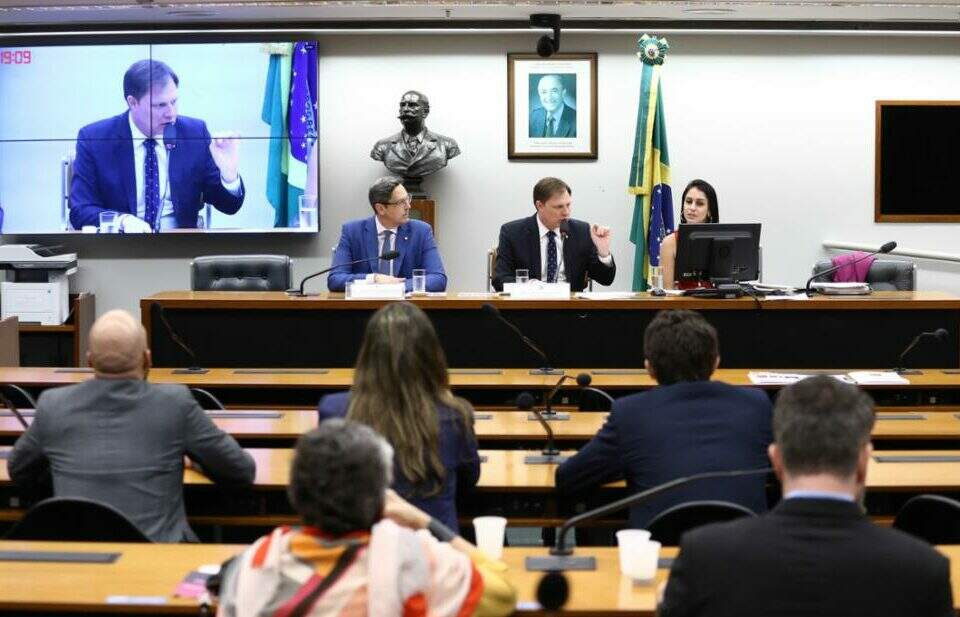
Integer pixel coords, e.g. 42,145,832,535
141,290,960,370
1,542,959,616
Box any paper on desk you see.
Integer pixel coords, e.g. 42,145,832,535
749,372,855,385
847,371,910,385
457,292,500,299
575,291,638,300
407,291,447,298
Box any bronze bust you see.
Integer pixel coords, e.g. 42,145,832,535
370,90,460,197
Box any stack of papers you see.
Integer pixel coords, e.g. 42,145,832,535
847,371,910,385
748,372,855,385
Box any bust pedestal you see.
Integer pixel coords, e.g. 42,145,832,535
409,198,436,236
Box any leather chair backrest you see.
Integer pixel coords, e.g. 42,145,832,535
811,258,915,291
191,254,292,292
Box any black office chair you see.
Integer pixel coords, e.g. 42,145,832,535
893,494,960,544
5,497,150,542
190,254,292,291
190,387,226,410
811,258,916,291
646,500,757,545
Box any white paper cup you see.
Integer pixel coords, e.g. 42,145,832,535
616,530,657,579
473,516,507,559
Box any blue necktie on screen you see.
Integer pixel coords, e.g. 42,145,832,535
546,230,558,283
143,138,160,230
379,230,394,275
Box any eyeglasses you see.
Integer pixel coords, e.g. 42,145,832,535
387,196,412,207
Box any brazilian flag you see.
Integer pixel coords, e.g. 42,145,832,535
628,35,674,291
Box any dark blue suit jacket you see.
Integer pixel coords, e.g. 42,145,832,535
556,380,773,529
69,112,244,230
529,105,577,138
327,217,447,292
317,391,480,530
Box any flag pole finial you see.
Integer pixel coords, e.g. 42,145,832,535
638,34,670,66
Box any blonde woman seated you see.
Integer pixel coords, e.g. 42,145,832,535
659,179,720,289
318,302,480,532
216,419,516,617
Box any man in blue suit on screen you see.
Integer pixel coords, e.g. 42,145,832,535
328,176,447,293
69,59,244,232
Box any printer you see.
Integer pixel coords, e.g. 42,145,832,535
0,244,78,325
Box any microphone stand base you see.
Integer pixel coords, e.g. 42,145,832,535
172,367,210,375
525,555,597,572
528,412,570,421
895,368,924,375
524,453,568,465
530,368,565,375
284,290,321,297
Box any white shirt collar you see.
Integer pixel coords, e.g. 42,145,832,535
545,103,565,123
128,112,163,144
535,214,560,239
375,216,399,236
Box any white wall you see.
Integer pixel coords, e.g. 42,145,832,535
5,32,960,316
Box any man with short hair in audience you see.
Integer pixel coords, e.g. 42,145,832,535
556,309,772,528
8,309,255,542
216,419,516,617
659,376,953,616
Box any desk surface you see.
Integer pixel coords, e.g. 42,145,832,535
143,290,960,311
1,541,959,615
3,367,960,390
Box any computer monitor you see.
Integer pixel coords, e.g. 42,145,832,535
674,223,761,285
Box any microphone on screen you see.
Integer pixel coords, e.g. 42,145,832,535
804,241,897,296
895,327,950,374
289,250,400,297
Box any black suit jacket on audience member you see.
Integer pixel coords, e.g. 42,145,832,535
555,380,772,529
492,214,615,292
659,497,954,617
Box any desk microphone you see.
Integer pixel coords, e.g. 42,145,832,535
575,373,616,410
518,391,564,465
480,303,562,375
526,467,773,571
558,219,570,240
536,570,570,611
895,327,950,374
804,241,896,296
156,304,208,375
288,250,400,297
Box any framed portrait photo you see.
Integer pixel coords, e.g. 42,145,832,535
507,52,598,159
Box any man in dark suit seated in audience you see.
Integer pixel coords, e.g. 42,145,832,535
659,376,953,617
493,177,615,292
555,309,772,528
8,309,255,542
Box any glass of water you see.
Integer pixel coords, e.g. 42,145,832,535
412,269,426,295
649,266,664,291
298,194,318,230
516,269,529,285
99,210,119,234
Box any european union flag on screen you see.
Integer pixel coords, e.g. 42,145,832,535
628,35,674,292
262,42,318,228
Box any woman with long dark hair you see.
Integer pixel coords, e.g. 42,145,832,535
659,179,720,289
317,302,480,530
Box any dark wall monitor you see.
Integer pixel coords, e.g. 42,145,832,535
675,223,761,284
876,101,960,222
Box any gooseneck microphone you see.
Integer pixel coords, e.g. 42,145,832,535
288,250,400,297
0,392,30,430
518,392,564,465
558,219,570,240
804,241,897,296
895,327,950,374
156,304,208,375
575,373,616,410
525,467,773,571
480,303,562,375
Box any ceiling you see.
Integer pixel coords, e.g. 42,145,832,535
1,0,960,31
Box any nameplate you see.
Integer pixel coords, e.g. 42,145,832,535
232,369,329,375
874,455,960,463
53,367,95,373
591,369,648,375
449,369,504,375
504,282,570,300
347,282,405,300
876,414,926,420
206,411,283,419
0,550,120,563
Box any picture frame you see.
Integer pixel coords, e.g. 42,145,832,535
507,52,598,159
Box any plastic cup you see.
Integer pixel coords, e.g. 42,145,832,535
412,269,426,295
516,269,529,285
617,530,660,581
99,211,119,233
298,194,318,230
473,516,507,559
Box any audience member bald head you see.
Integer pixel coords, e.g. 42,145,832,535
87,310,150,378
